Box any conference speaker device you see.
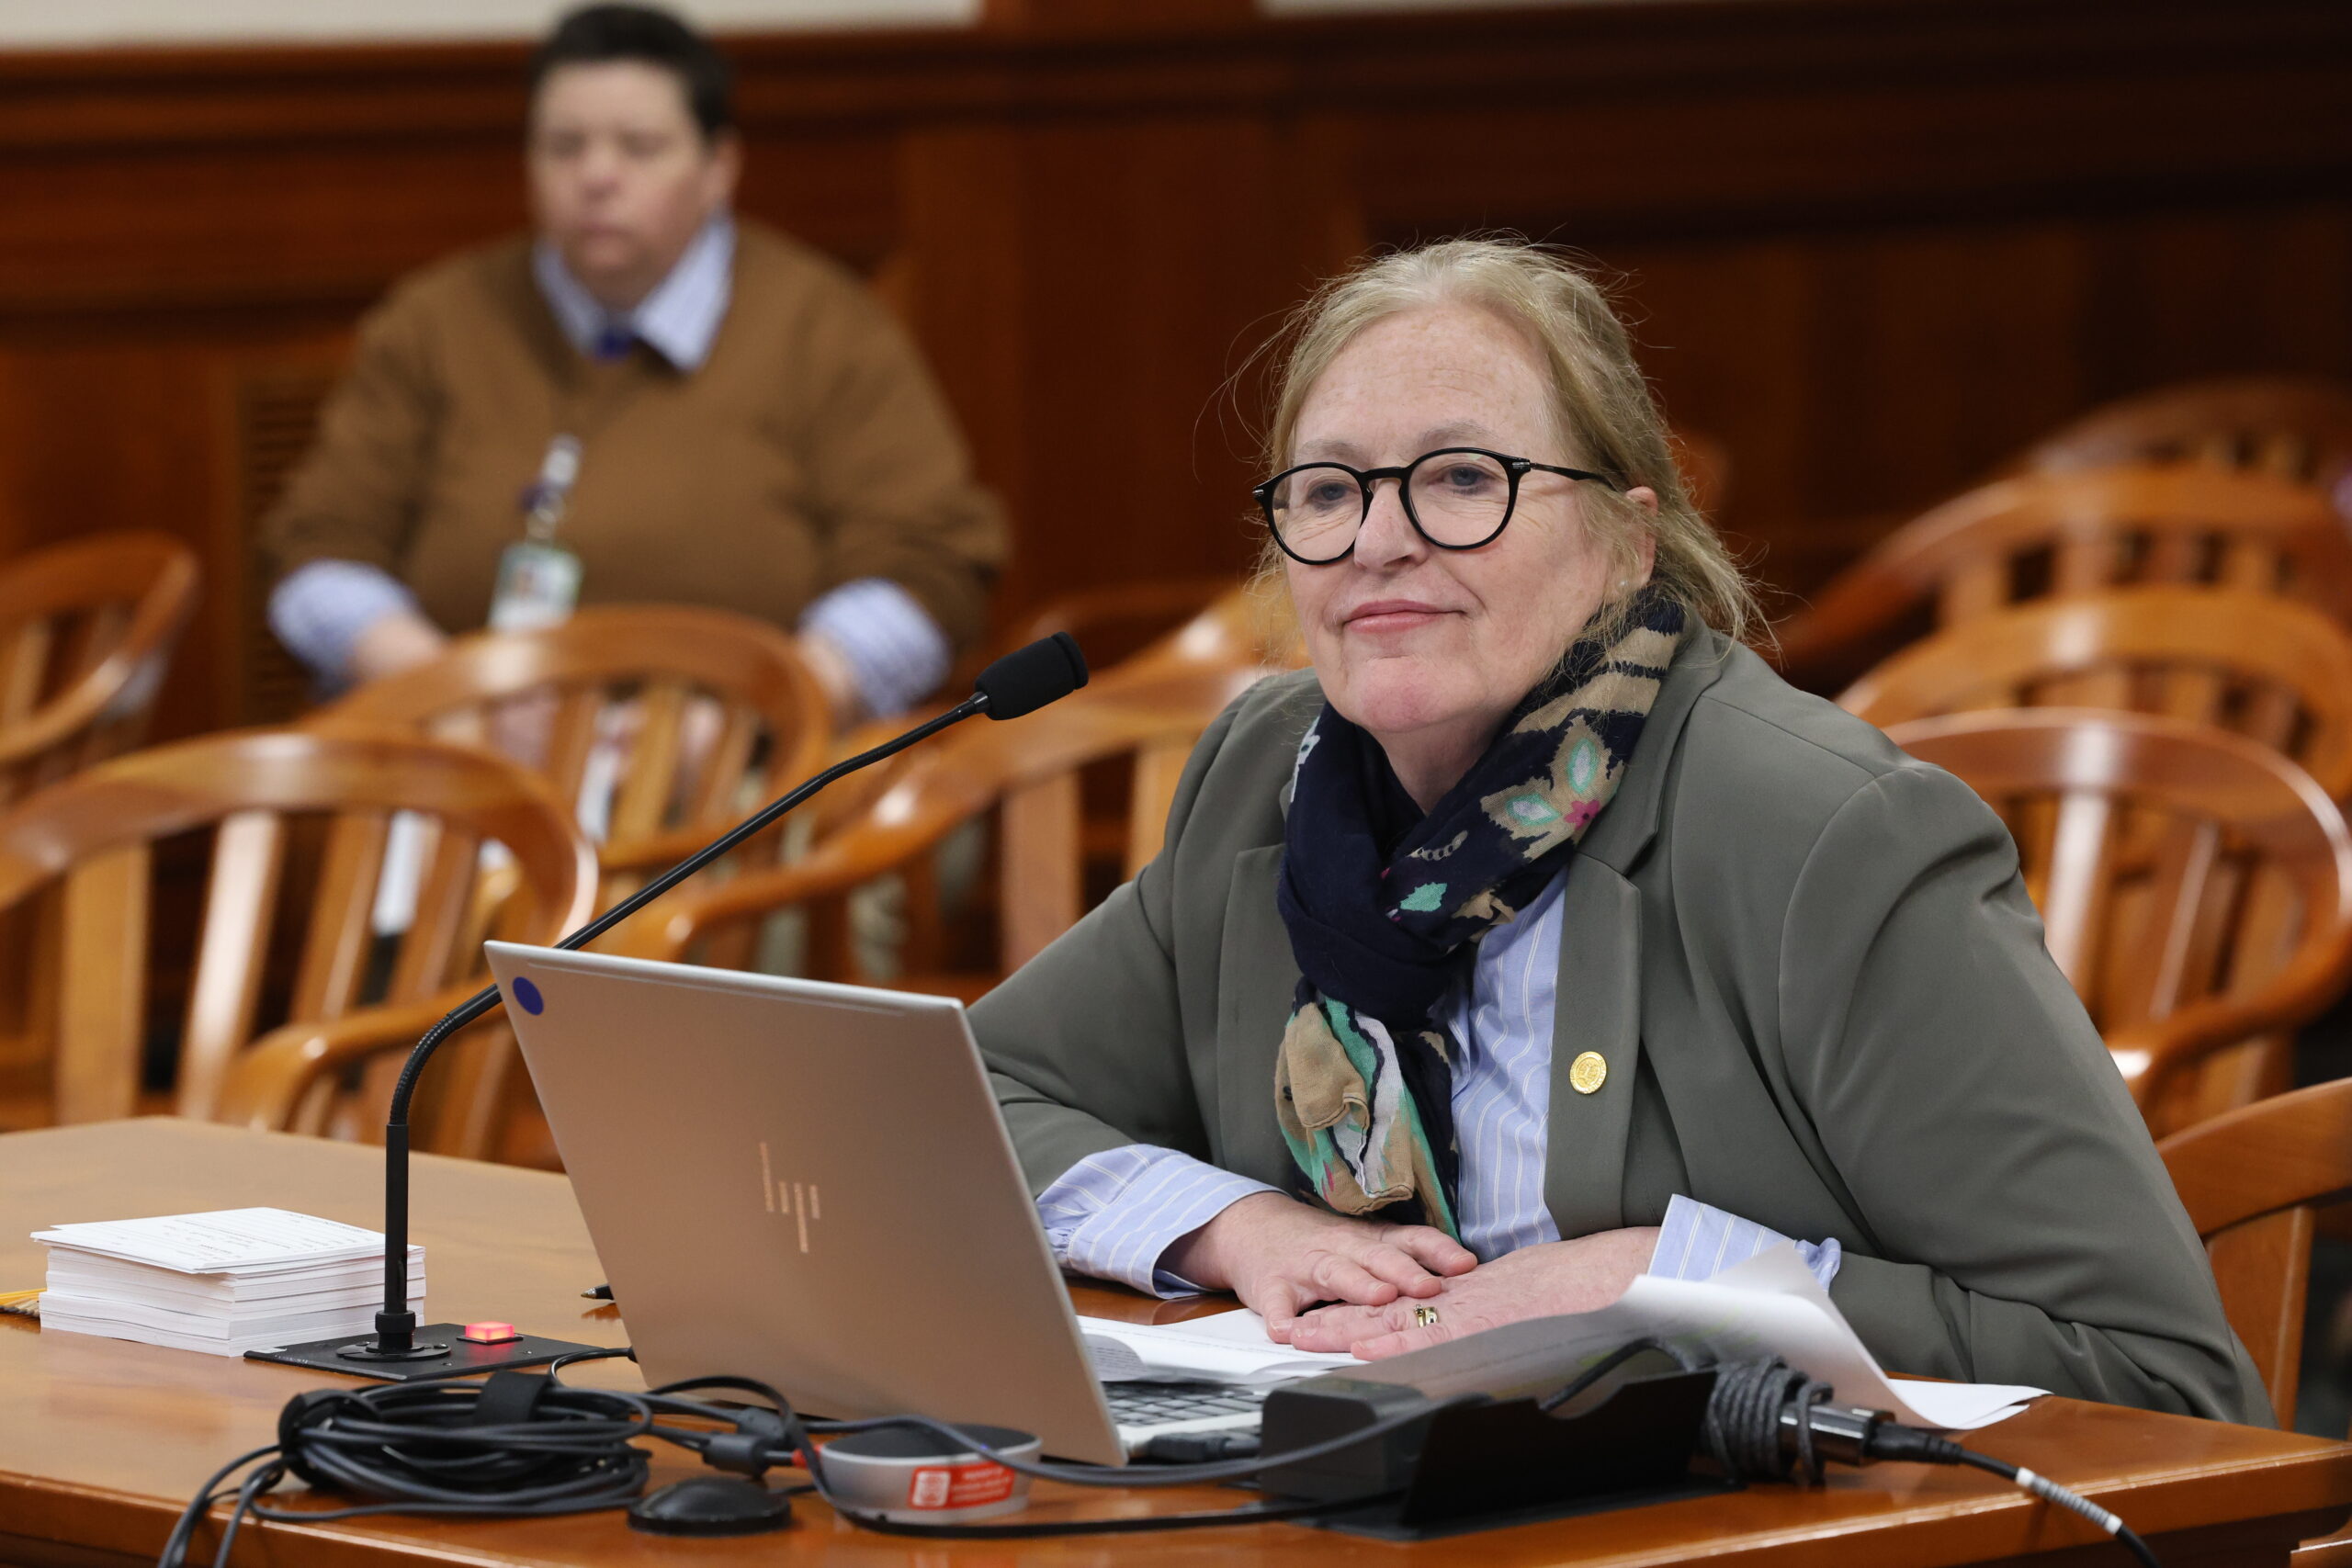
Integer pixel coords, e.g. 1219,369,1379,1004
250,634,1091,1381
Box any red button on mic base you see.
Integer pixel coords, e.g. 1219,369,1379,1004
458,1321,522,1345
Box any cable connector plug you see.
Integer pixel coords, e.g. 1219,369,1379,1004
1137,1431,1261,1463
1858,1423,1967,1466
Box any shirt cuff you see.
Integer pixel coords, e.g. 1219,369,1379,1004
797,579,951,721
1647,1194,1843,1290
267,558,422,688
1036,1145,1280,1299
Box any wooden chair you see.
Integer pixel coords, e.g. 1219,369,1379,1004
0,531,199,807
1885,709,2352,1136
308,605,832,908
0,730,595,1156
2158,1077,2352,1564
1839,586,2352,801
1773,467,2352,694
2159,1073,2352,1435
2020,376,2352,492
630,660,1270,996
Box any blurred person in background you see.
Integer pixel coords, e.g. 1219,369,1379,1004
265,2,1005,726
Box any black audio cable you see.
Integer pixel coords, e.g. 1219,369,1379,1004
153,1350,1469,1562
1696,1354,2163,1568
159,1345,2161,1560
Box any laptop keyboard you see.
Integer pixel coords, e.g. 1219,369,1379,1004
1104,1379,1268,1429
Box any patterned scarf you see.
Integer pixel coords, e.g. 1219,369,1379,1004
1273,591,1685,1235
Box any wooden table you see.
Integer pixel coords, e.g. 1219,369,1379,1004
5,1120,2350,1568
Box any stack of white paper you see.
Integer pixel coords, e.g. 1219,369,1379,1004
33,1208,424,1358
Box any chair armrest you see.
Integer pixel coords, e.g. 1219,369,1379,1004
626,851,911,964
212,987,494,1133
2108,935,2352,1105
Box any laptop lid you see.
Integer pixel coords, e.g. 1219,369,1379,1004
482,943,1126,1464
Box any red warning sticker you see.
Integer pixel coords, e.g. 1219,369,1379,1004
904,1461,1018,1510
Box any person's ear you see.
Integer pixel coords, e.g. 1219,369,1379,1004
1623,487,1660,585
705,130,743,210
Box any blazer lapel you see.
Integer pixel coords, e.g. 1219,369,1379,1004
1216,843,1299,1185
1543,855,1644,1237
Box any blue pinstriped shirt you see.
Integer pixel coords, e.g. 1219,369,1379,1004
267,215,948,716
1036,868,1843,1297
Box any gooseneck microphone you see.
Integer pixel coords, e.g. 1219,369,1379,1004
970,630,1089,721
256,633,1088,1379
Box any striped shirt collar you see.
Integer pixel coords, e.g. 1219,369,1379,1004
532,212,735,372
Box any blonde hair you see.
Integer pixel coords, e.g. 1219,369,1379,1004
1254,238,1757,647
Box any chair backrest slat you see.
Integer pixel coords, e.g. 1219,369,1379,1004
288,813,391,1022
0,621,54,729
2038,790,2114,994
1126,737,1194,880
606,679,688,844
53,843,151,1124
387,822,483,1005
176,811,288,1119
2118,819,2222,1028
2203,1207,2312,1425
688,707,759,828
1000,772,1084,973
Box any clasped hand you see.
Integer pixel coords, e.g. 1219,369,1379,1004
1161,1190,1658,1359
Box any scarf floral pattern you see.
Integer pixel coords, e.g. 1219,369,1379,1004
1272,592,1686,1234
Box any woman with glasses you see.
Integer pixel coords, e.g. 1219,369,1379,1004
969,239,2265,1422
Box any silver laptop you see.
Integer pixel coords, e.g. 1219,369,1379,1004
484,943,1266,1465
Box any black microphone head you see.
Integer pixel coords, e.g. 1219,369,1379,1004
974,632,1089,720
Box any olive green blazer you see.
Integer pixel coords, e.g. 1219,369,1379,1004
970,630,2270,1425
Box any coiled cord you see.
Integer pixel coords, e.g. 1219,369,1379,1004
1703,1356,1837,1484
1692,1352,2163,1567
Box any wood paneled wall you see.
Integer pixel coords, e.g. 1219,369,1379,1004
1,0,2348,737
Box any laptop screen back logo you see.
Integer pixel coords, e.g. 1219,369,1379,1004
758,1141,820,1254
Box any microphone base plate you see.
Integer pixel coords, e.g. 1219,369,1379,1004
247,1324,605,1382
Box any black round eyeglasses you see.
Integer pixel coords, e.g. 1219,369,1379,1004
1252,446,1621,565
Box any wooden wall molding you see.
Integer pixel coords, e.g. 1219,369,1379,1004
0,0,2346,736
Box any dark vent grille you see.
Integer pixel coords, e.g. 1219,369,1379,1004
228,364,342,725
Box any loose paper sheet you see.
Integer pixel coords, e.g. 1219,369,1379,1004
1079,1313,1358,1386
1086,1246,2043,1429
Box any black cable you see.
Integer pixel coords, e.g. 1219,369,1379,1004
163,1347,2162,1559
1695,1356,2163,1566
1862,1425,2163,1568
1534,1337,1697,1414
